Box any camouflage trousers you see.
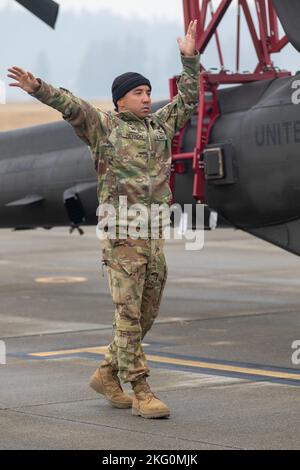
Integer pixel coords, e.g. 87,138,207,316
99,237,168,383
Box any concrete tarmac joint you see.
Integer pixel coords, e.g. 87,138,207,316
1,227,300,449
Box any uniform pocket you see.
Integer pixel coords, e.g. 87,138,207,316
107,260,146,305
101,239,147,305
154,129,168,141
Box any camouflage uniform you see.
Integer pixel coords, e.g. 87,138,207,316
100,237,167,382
30,52,200,383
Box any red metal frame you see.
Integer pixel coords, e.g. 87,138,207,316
170,0,291,202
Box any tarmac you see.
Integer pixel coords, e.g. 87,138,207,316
1,226,300,450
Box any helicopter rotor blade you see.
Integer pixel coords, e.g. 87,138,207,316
14,0,59,29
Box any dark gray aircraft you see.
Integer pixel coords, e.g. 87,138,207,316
2,0,300,255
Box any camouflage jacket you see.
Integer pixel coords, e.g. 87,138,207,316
30,53,200,235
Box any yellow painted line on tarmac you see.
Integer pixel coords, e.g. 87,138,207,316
30,346,108,357
35,276,87,284
28,346,300,382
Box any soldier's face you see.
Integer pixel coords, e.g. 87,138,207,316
118,85,152,119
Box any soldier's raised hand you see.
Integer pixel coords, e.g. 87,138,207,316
177,20,198,57
7,66,40,93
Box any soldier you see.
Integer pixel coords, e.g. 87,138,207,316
7,20,200,419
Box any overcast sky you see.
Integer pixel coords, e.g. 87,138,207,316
2,0,300,102
1,0,184,21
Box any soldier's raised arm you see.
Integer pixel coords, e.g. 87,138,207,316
7,66,111,149
153,20,200,138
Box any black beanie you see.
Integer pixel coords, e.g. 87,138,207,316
112,72,152,107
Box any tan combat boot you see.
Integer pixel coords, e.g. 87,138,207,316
89,365,133,409
131,377,170,419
